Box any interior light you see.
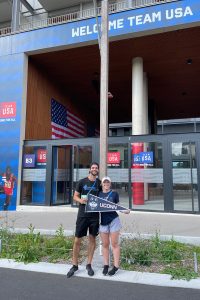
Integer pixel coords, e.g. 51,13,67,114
187,59,192,65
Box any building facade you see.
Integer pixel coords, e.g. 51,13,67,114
0,0,200,213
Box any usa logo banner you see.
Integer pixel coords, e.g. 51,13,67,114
0,102,16,122
85,194,128,212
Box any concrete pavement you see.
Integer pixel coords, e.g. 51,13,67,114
1,205,200,238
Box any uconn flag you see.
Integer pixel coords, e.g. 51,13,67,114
51,98,85,138
85,194,128,212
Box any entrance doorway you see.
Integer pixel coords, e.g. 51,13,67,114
21,140,96,206
21,134,200,214
51,145,72,205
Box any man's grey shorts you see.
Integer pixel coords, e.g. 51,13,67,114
99,216,122,233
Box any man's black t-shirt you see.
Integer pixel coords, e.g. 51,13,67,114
75,177,101,218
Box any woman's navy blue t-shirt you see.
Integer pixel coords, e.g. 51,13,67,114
99,190,119,226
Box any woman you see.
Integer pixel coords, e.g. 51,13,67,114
2,166,17,211
99,176,130,276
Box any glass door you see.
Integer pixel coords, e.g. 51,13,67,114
171,142,198,212
51,145,72,205
73,145,93,206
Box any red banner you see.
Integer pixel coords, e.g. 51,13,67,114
0,102,16,118
37,149,47,163
107,152,120,164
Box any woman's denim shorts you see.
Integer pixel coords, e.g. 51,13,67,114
99,216,122,233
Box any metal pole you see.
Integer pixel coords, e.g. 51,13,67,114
11,0,21,32
100,0,109,178
93,0,101,54
194,252,198,273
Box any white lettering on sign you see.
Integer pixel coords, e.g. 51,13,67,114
100,203,118,210
2,108,14,115
128,11,162,26
26,158,33,164
71,5,194,38
72,24,100,37
109,19,124,30
166,6,193,19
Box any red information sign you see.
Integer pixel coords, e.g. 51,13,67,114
107,152,120,164
37,149,47,163
0,102,16,118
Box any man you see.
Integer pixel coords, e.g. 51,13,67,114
67,162,101,278
2,166,17,211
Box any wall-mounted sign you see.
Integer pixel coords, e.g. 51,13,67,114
133,151,153,166
107,152,120,166
0,102,16,122
37,149,47,165
23,154,36,168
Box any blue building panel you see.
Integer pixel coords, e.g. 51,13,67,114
0,0,199,56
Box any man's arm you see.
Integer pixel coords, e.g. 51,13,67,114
73,191,87,205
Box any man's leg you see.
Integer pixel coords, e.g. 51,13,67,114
72,237,82,266
67,237,82,278
87,234,96,265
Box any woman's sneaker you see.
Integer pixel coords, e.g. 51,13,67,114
67,265,78,278
102,265,109,276
108,266,119,276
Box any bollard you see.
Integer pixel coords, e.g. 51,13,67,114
99,240,103,256
0,239,2,253
194,252,198,273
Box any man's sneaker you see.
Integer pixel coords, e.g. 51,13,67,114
108,266,119,276
86,264,94,276
102,265,109,276
67,265,78,278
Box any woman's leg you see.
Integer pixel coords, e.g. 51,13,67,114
110,231,120,268
4,195,11,210
100,232,110,265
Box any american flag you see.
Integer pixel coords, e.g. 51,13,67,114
51,98,85,139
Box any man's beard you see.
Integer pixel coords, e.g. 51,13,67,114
90,170,98,176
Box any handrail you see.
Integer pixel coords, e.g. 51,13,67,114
0,0,180,37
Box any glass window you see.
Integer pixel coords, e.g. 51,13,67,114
131,142,164,211
108,144,129,209
172,142,198,212
21,146,47,205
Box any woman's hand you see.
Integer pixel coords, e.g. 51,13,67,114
120,209,130,214
123,209,131,214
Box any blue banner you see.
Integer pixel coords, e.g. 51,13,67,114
1,0,200,56
133,151,154,165
85,194,128,212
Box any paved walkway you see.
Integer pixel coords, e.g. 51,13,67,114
1,205,200,238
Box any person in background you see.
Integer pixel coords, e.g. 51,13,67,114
67,162,101,278
2,166,17,211
99,176,130,276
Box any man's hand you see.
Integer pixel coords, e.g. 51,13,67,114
80,195,88,204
